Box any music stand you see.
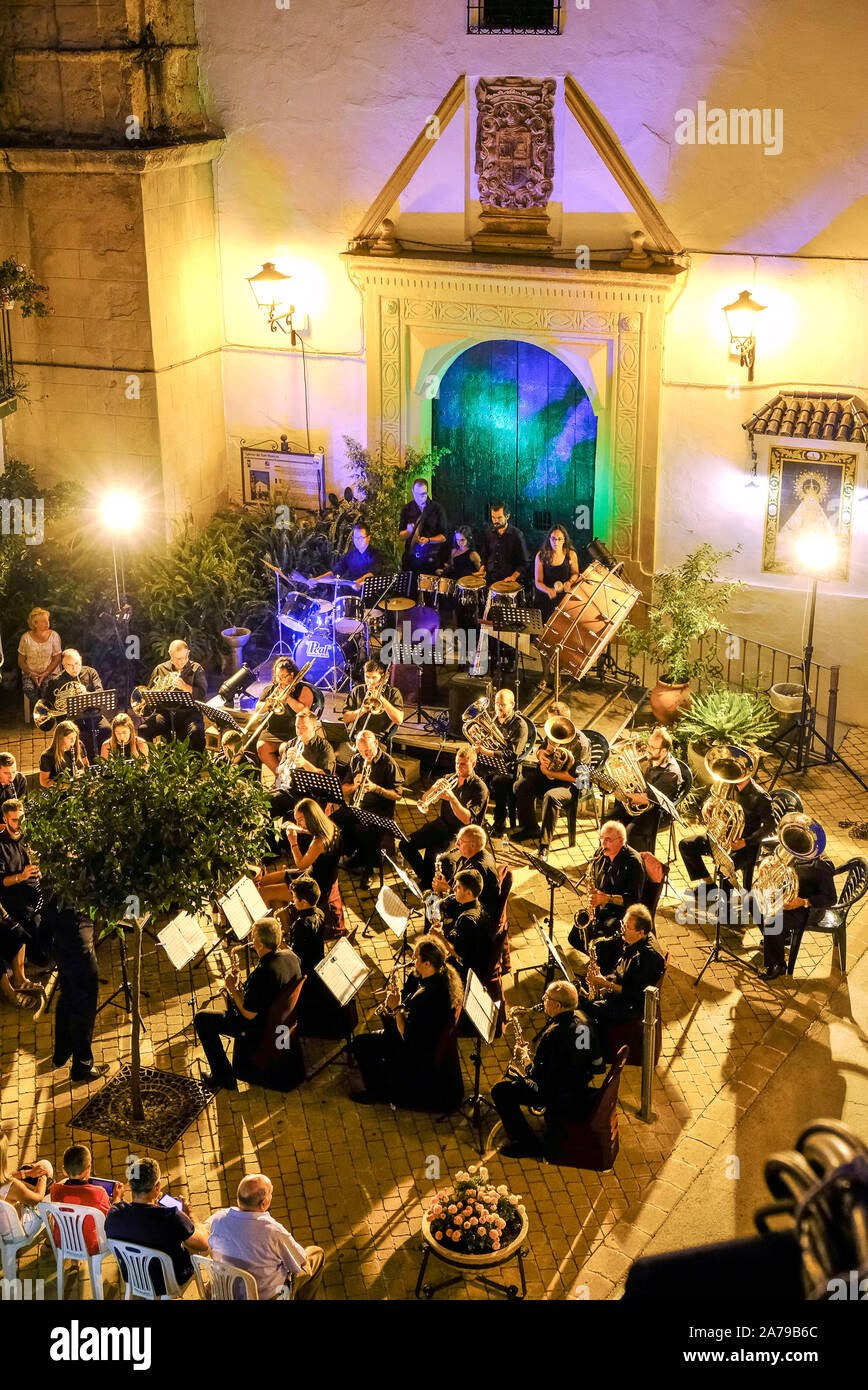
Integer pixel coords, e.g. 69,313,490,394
693,835,759,986
476,751,516,782
197,701,244,734
96,913,151,1030
371,882,422,970
158,911,209,1043
290,769,345,808
383,852,423,900
65,689,118,723
508,843,583,983
305,937,370,1079
536,920,574,983
454,970,500,1153
486,605,542,696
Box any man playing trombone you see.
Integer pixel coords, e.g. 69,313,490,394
337,660,404,769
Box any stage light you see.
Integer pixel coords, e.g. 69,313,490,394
795,530,838,575
247,261,299,342
100,489,142,535
723,290,765,382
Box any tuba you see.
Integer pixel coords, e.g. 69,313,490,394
752,812,825,918
540,712,577,773
461,697,511,756
701,744,757,851
600,735,648,803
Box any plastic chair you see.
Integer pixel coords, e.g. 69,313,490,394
549,1046,628,1170
787,857,868,976
193,1253,292,1302
0,1200,45,1282
303,683,325,719
106,1236,188,1300
566,729,610,844
37,1200,109,1300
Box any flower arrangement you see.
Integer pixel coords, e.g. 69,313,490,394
0,258,51,318
425,1167,525,1256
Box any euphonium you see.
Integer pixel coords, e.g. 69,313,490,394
418,774,458,814
701,744,756,851
601,736,648,803
461,697,511,756
540,712,577,773
752,812,826,918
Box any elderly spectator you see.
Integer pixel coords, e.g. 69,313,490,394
18,607,62,703
208,1172,325,1300
105,1156,209,1295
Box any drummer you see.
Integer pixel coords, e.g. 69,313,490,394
254,656,315,776
440,527,483,583
533,524,579,623
481,503,529,672
312,523,383,587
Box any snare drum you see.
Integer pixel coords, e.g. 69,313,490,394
417,573,438,607
279,591,332,635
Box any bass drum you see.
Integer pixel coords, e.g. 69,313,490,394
292,633,345,687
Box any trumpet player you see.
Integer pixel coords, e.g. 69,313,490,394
583,904,666,1038
41,648,108,761
139,639,207,752
253,656,316,776
610,727,682,853
512,702,591,853
567,822,646,947
402,746,489,890
338,730,402,890
491,981,603,1160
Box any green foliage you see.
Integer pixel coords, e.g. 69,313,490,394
0,258,50,318
674,686,780,751
0,459,94,647
344,435,449,571
621,543,743,685
24,742,272,928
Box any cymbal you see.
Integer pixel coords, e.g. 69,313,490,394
381,596,415,611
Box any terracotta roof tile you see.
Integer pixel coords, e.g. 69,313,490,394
744,392,868,444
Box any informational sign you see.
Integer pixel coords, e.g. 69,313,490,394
241,445,325,511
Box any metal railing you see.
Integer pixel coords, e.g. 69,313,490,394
467,0,562,34
0,307,15,406
608,605,840,751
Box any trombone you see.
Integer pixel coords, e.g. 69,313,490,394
236,661,313,757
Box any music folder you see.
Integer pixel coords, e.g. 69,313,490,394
218,876,270,940
158,912,208,970
462,969,500,1045
316,937,369,1006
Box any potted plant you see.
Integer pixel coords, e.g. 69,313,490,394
674,686,779,783
0,258,50,318
422,1167,527,1271
621,543,743,723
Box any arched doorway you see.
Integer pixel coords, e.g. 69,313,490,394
431,339,597,558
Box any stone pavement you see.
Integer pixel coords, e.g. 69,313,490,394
1,712,867,1301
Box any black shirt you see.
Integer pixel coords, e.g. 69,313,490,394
347,749,401,818
0,829,40,919
39,748,86,783
482,524,529,585
299,734,336,777
440,847,500,922
444,903,492,983
241,948,302,1045
105,1202,195,1295
444,547,482,580
438,773,488,833
149,659,208,703
336,546,383,581
399,499,448,567
527,1008,603,1113
43,665,103,714
596,844,646,912
596,932,666,1017
343,683,403,740
0,773,27,807
285,907,325,977
737,779,775,847
477,711,529,773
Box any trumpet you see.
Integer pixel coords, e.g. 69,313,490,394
461,698,512,756
274,737,305,794
418,774,458,814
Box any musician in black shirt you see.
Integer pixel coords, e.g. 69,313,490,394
481,503,530,586
584,905,666,1036
441,527,483,582
269,710,334,820
38,720,88,788
139,640,208,752
402,746,489,890
338,730,403,889
194,918,302,1091
284,877,356,1037
314,523,383,586
432,824,500,924
338,661,404,765
429,868,492,985
568,822,647,948
398,478,448,577
611,727,682,853
492,980,604,1159
759,855,837,980
0,798,48,964
513,703,591,851
470,687,529,837
0,753,28,804
42,649,108,761
680,772,774,897
351,936,464,1111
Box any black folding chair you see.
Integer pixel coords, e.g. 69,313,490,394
787,856,868,976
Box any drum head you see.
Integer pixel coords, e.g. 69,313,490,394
293,633,344,685
490,579,521,595
457,574,485,591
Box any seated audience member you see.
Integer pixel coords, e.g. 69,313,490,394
105,1156,209,1295
491,981,603,1159
39,720,88,788
0,753,28,803
0,911,40,1010
48,1143,123,1255
208,1172,325,1301
17,607,62,703
0,1151,53,1236
194,918,302,1091
100,712,149,762
583,904,666,1039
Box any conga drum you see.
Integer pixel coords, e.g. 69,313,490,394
417,573,438,609
456,573,486,618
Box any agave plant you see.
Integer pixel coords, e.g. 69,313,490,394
674,686,780,752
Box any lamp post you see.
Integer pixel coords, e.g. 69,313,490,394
723,290,765,382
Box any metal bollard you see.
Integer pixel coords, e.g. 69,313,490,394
639,984,659,1123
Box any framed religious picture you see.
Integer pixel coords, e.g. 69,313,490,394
762,446,857,582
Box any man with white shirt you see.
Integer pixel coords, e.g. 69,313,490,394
208,1172,325,1301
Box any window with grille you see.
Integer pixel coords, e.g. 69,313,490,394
468,1,562,35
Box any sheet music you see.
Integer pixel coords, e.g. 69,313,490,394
316,938,369,1005
158,912,208,970
235,875,268,923
462,970,500,1044
537,922,573,981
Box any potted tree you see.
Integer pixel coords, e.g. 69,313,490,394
24,740,272,1147
674,687,779,784
621,543,743,723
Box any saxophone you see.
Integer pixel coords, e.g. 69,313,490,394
374,964,401,1017
585,939,600,1000
418,774,458,814
573,848,605,934
353,758,372,809
505,1003,544,1077
424,853,447,926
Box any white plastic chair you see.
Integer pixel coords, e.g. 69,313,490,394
106,1237,188,1300
192,1253,292,1301
37,1201,108,1299
0,1201,45,1282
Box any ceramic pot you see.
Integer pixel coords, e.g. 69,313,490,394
649,678,691,725
221,626,251,675
421,1210,528,1269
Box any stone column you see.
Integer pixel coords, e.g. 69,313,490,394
0,1,226,527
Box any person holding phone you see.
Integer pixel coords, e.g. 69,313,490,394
105,1156,209,1295
48,1144,123,1256
0,1154,53,1237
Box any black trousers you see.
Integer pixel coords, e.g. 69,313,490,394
194,1008,247,1084
611,801,662,855
53,922,99,1072
489,773,514,824
514,767,575,844
402,819,456,889
140,711,206,753
491,1075,543,1147
762,904,811,969
679,833,759,894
